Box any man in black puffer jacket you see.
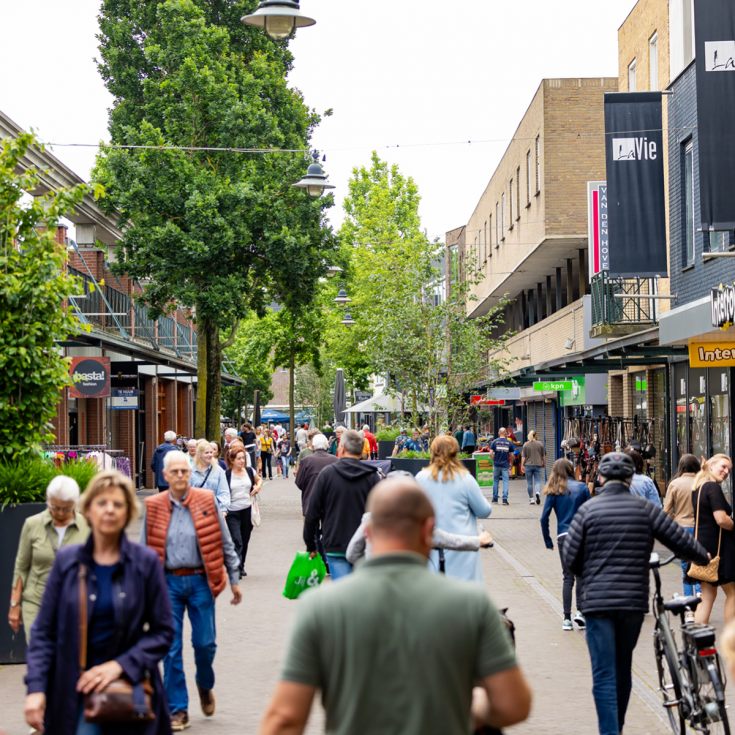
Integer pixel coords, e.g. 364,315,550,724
562,452,709,735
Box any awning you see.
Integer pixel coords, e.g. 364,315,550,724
344,393,428,414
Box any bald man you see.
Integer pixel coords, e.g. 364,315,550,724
260,478,532,735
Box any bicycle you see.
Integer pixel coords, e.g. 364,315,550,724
650,551,730,734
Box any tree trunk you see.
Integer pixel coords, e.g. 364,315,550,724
288,349,295,438
195,313,222,440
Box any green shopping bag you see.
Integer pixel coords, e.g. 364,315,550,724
283,551,327,600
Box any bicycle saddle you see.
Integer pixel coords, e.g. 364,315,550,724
663,595,702,614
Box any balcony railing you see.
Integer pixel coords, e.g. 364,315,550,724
590,272,658,338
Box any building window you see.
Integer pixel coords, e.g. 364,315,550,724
709,231,730,253
495,202,500,246
683,140,695,266
488,214,492,256
516,166,521,219
508,180,514,228
526,151,532,204
501,192,506,239
475,236,480,271
628,58,637,92
534,136,541,194
483,220,488,262
649,32,659,91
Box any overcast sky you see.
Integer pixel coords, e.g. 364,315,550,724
1,0,636,241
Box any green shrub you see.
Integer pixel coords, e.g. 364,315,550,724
375,427,402,442
397,450,431,459
0,457,98,507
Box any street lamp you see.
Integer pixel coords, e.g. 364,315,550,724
341,311,355,326
293,151,335,198
334,288,351,305
241,1,315,41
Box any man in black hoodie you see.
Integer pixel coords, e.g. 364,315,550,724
563,452,709,735
303,429,382,580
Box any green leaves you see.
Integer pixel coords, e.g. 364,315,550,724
0,133,87,463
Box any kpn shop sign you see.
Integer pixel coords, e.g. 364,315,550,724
533,380,575,392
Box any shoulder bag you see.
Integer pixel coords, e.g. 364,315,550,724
79,565,155,723
687,487,721,584
195,466,213,488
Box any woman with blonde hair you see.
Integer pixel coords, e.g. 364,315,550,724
191,438,230,511
690,453,735,624
24,470,173,735
540,458,590,631
415,435,492,581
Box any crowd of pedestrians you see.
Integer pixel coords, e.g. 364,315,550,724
12,415,735,735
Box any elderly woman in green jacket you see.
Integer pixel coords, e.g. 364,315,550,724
8,475,89,642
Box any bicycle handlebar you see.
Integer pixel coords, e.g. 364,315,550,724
649,552,677,569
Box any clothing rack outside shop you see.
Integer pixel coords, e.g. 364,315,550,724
43,445,132,478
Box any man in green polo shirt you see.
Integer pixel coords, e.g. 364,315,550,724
260,478,532,735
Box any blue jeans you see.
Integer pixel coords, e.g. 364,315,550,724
325,554,353,580
525,465,543,498
76,706,102,735
585,611,644,735
280,455,290,478
682,526,702,596
492,467,510,501
164,573,217,714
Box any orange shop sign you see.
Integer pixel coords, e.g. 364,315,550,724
688,341,735,368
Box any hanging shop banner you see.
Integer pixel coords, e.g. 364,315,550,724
694,0,735,230
689,341,735,368
111,388,140,410
68,356,111,399
604,92,667,277
711,283,735,328
587,181,609,279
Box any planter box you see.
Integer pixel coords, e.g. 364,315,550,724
377,440,395,460
391,457,477,479
0,503,45,664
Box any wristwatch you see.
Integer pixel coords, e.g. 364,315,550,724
9,601,20,608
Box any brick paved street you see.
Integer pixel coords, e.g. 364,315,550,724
1,476,733,734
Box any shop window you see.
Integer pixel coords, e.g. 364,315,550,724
632,373,648,420
709,368,731,497
688,368,707,461
674,363,688,463
683,141,695,266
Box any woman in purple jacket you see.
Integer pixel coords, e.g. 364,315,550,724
540,459,590,632
24,470,173,735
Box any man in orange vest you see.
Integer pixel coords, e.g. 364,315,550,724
142,451,242,732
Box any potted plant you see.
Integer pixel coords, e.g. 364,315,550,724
375,427,401,459
391,451,477,478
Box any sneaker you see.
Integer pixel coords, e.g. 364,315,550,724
684,610,696,624
535,491,541,505
198,686,216,717
562,618,574,631
502,500,510,506
171,711,191,731
491,498,499,503
573,611,586,629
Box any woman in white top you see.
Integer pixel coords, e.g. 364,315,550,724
225,447,262,578
415,434,492,581
190,438,230,510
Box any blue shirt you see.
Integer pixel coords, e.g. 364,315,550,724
461,430,476,449
629,473,662,507
88,562,119,666
490,438,514,468
403,438,423,452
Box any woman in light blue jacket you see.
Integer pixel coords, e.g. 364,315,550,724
191,439,231,510
540,458,590,631
416,435,492,581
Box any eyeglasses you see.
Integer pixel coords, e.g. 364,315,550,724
168,468,190,475
47,504,74,515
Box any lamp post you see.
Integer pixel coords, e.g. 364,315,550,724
241,0,315,40
334,288,354,326
293,151,335,198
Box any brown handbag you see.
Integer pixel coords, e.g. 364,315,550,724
687,488,722,584
78,564,155,723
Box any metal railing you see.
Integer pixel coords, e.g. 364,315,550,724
590,272,659,336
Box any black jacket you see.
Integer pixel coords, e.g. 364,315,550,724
562,481,709,614
295,449,338,515
303,458,381,554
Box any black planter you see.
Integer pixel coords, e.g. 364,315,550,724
390,457,477,478
0,503,45,664
377,440,395,460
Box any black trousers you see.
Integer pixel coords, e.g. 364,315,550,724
226,507,253,572
262,452,272,478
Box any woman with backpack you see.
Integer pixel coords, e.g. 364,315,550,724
540,458,590,631
225,447,262,578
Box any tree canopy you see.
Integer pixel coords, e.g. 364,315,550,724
93,0,336,437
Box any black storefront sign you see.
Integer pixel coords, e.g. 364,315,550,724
694,0,735,230
604,92,667,277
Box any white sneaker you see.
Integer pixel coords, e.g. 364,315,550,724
684,610,696,624
573,611,586,629
529,498,536,505
562,618,573,631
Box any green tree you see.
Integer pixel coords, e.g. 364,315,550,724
0,134,90,461
94,0,335,439
340,153,510,434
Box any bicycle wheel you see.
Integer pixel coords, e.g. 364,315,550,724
695,658,730,734
654,626,686,734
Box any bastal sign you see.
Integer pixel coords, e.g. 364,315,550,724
68,357,111,399
695,0,735,230
587,181,609,278
604,92,667,277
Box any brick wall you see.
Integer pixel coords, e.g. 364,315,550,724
668,64,735,305
618,0,670,92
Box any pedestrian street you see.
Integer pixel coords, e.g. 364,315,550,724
1,475,732,735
